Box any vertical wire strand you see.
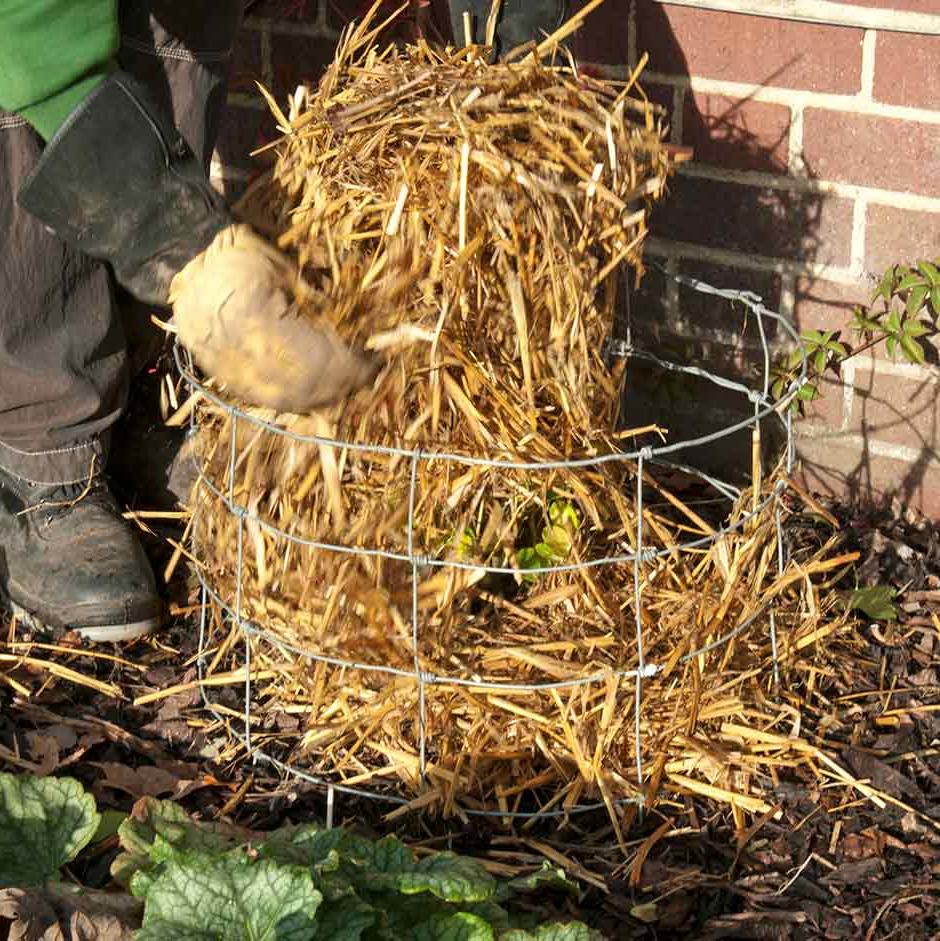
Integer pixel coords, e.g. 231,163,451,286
633,449,649,796
235,512,252,754
227,412,238,507
407,449,428,781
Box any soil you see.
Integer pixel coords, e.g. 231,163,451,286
1,366,938,940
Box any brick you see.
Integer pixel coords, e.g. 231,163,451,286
865,205,940,276
683,92,791,174
650,175,855,268
678,260,782,343
794,277,869,335
801,374,848,434
249,0,320,21
851,370,940,449
796,436,940,517
230,28,264,95
791,278,873,433
842,0,939,10
269,32,340,102
802,110,940,198
635,3,864,94
571,0,630,66
215,104,278,173
874,33,940,110
327,0,418,41
796,432,920,509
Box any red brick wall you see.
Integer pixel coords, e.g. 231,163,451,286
215,0,940,514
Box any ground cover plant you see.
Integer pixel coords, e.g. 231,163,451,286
0,771,601,940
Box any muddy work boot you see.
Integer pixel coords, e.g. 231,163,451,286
0,467,162,642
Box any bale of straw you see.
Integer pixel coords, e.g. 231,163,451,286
190,8,854,822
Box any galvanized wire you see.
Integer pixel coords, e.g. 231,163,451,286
182,270,807,822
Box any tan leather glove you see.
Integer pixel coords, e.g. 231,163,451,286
168,225,377,412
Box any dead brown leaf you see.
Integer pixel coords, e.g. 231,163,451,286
91,762,195,800
0,887,141,941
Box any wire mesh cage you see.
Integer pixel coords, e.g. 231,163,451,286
179,269,809,825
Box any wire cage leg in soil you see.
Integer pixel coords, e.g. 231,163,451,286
180,269,809,824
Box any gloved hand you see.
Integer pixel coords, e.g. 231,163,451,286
170,225,377,411
18,72,377,413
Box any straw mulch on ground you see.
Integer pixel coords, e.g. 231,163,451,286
189,4,867,831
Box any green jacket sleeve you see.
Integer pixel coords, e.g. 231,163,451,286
0,0,118,140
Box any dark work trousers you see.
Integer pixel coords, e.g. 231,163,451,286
0,0,242,487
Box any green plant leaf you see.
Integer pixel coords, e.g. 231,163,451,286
873,267,897,302
398,854,496,903
515,547,544,581
906,284,929,318
849,585,898,621
406,913,495,941
465,901,512,934
930,285,940,318
137,853,321,941
357,842,496,904
900,334,925,365
503,864,579,899
896,272,927,293
548,500,580,530
886,335,898,358
92,809,128,845
0,773,100,887
113,797,243,890
258,824,345,872
886,309,902,335
796,383,819,402
916,261,940,286
499,925,605,941
314,896,377,940
902,318,931,337
540,524,572,560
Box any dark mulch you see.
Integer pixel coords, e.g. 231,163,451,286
1,369,938,938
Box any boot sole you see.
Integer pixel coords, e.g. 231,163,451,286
2,592,161,644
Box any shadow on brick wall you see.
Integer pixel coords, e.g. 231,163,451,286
617,0,826,483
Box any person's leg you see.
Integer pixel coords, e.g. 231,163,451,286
0,0,243,640
447,0,566,55
0,115,127,482
0,110,159,641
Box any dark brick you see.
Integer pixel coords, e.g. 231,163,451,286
326,0,419,41
270,32,341,102
215,104,278,173
865,205,940,276
650,174,854,268
635,2,864,94
874,32,940,110
230,27,264,95
802,110,940,198
571,0,630,66
678,260,783,347
683,92,790,174
249,0,321,22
